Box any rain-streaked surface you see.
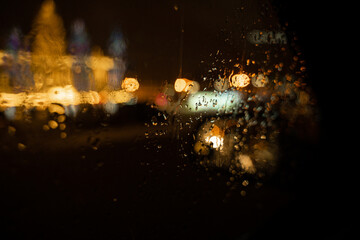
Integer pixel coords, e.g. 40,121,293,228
0,0,352,239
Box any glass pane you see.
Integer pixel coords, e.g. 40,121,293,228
0,0,335,239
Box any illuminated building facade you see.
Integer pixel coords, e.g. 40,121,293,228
0,0,123,94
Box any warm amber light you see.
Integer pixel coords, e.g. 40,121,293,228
205,136,223,149
200,124,225,149
48,85,79,105
31,0,70,89
237,154,256,174
174,78,187,92
0,0,139,117
121,77,139,92
0,88,135,108
174,78,199,93
231,74,250,88
80,91,100,104
107,90,133,103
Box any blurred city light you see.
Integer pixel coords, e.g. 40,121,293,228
181,90,243,114
174,78,190,92
0,0,138,116
230,73,250,88
121,77,139,92
174,78,199,94
205,135,224,149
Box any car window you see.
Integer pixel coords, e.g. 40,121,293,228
0,1,324,239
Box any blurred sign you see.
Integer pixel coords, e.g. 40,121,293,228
247,30,287,45
180,90,243,115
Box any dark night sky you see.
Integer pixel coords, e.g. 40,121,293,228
0,0,321,84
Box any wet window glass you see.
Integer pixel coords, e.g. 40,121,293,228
1,0,344,239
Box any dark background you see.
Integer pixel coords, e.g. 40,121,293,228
0,0,352,239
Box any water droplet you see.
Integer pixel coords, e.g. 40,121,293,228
242,180,249,186
88,136,100,150
59,123,66,131
42,124,50,131
144,131,149,138
49,104,65,115
8,126,16,136
48,120,58,129
60,132,67,139
151,116,158,126
57,115,66,123
17,143,26,151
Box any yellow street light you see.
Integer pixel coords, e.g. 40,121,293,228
230,73,250,88
174,78,199,94
121,77,139,92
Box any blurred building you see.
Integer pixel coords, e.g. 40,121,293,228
0,0,123,93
